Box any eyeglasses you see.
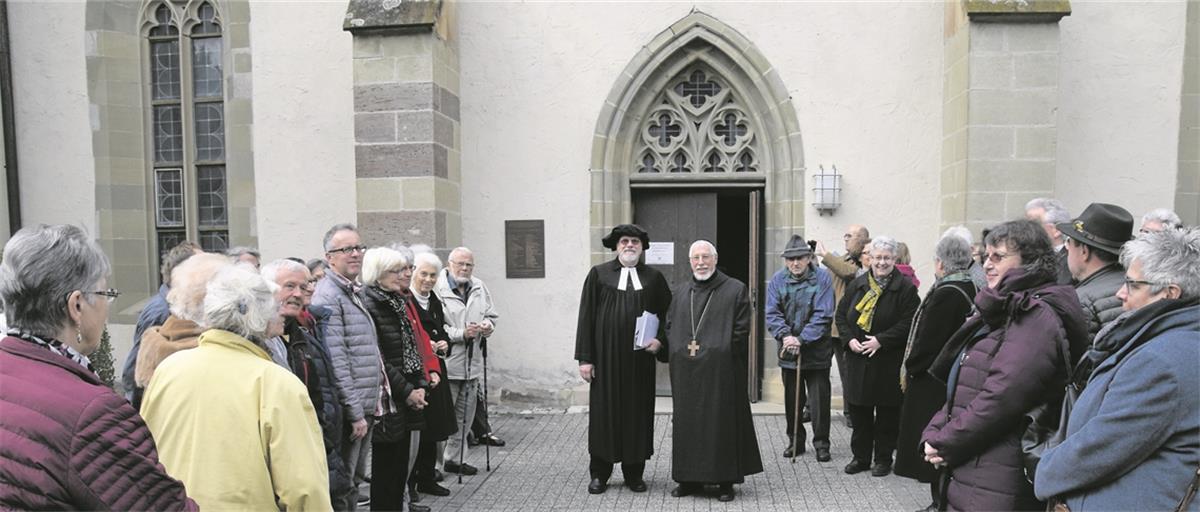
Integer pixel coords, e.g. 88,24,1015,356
1122,277,1165,291
386,265,415,275
984,251,1016,264
327,245,366,255
449,261,474,268
84,288,121,303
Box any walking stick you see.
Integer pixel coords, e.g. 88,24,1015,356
479,333,491,472
457,332,475,485
791,346,803,464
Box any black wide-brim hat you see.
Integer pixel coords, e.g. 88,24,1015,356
1056,202,1134,255
602,224,651,251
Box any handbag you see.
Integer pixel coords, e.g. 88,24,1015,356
373,411,407,443
1021,320,1077,484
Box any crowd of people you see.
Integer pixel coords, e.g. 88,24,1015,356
0,223,503,511
0,199,1195,511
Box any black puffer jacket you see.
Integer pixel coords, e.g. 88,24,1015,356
360,286,427,427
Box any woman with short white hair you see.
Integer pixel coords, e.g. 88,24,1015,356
1139,208,1182,233
135,252,230,389
0,224,196,511
408,250,458,498
835,235,921,477
359,247,440,512
141,264,331,510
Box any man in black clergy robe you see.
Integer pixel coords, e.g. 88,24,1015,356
574,224,672,495
665,240,763,503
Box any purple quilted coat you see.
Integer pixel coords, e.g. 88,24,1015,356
922,269,1088,511
0,336,197,511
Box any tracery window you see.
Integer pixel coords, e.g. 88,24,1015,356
636,68,758,174
144,0,229,262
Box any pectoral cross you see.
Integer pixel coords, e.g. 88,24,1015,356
687,339,700,357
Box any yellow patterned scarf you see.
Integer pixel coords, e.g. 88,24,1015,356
855,273,884,332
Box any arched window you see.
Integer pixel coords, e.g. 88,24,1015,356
635,68,758,175
142,0,228,259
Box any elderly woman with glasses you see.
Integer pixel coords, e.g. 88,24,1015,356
1035,227,1200,511
922,220,1088,511
836,235,921,477
894,231,979,511
141,264,330,510
359,247,440,512
0,224,196,510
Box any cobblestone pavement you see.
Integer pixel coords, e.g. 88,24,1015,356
417,412,928,511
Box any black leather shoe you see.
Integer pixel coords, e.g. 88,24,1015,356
588,478,608,494
871,463,892,477
717,484,735,502
783,442,806,458
816,447,831,462
417,482,451,496
480,433,506,447
844,459,871,474
444,461,478,475
671,483,700,497
408,504,431,512
626,479,647,492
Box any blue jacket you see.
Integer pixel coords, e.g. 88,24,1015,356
123,284,170,406
1035,300,1200,511
765,264,835,370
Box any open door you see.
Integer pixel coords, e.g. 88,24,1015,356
631,187,762,399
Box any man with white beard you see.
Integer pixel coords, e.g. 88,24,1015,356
665,240,762,502
575,224,672,495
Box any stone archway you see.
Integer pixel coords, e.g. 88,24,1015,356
588,10,806,264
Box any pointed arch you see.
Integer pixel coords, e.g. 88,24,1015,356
588,11,805,258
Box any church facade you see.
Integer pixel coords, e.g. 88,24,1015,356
1,0,1195,406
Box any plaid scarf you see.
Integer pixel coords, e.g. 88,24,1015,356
855,272,886,332
373,287,423,378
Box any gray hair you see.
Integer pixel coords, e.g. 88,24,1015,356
942,226,973,246
0,225,111,337
413,251,443,272
361,247,409,287
1120,226,1200,300
935,232,973,274
226,246,260,260
322,223,357,252
1142,208,1182,230
260,258,310,286
410,244,435,256
867,235,899,256
160,241,201,287
388,244,415,266
203,264,278,342
305,258,327,274
166,253,232,324
1026,197,1072,225
689,240,718,257
448,246,474,261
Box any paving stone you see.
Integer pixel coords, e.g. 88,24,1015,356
415,412,926,511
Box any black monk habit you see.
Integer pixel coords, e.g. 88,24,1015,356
666,269,763,484
574,259,671,464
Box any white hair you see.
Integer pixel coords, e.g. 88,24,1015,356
361,247,409,287
413,251,443,272
1142,208,1182,230
1026,197,1071,225
410,244,435,256
1121,226,1200,300
689,240,718,257
867,235,899,256
166,253,233,324
260,258,309,285
203,264,279,341
935,233,973,274
941,225,974,246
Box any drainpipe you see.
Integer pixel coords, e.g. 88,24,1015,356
0,0,21,234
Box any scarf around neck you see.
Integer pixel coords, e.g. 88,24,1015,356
373,287,423,377
855,272,887,332
8,329,96,376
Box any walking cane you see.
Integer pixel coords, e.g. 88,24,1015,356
791,346,803,465
479,332,491,472
457,332,475,485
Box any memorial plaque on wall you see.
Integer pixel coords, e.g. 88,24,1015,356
505,220,545,278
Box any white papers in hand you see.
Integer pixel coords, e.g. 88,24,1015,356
634,312,659,350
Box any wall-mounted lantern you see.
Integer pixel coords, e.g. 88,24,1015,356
813,164,842,216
